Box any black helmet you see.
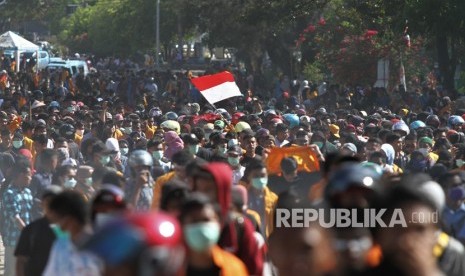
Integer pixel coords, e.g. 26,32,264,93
59,123,76,140
33,90,44,100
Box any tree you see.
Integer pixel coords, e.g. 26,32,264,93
405,0,465,90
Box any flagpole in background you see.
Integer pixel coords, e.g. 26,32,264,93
155,0,160,70
400,21,410,92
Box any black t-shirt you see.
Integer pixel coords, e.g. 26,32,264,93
186,264,221,276
14,217,56,276
196,147,213,161
268,172,321,197
240,155,262,168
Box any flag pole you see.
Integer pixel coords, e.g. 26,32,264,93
208,102,237,133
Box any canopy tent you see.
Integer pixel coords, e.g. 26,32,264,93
0,31,39,72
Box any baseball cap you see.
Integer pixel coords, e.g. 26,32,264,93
342,143,357,154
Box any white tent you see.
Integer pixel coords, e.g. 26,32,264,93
0,31,39,72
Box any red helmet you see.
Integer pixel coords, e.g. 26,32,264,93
232,112,246,125
81,212,184,275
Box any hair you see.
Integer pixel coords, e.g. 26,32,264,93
185,158,208,178
160,180,190,211
377,129,392,141
49,190,87,225
11,157,31,178
147,138,163,149
405,132,418,141
33,134,49,145
275,123,288,133
369,151,387,163
191,127,205,141
36,149,58,171
179,192,217,223
52,165,74,184
92,167,113,183
367,137,382,145
171,150,194,166
385,133,402,144
243,159,266,181
242,133,255,142
55,136,68,146
101,169,125,187
22,120,36,132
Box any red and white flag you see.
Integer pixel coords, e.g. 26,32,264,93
191,71,242,104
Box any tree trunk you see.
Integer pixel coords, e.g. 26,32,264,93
437,33,454,90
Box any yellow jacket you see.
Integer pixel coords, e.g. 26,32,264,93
145,126,156,140
263,187,278,238
243,185,277,238
152,171,176,210
180,246,248,276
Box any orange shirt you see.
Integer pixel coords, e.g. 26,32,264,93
152,171,176,209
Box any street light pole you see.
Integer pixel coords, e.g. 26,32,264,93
155,0,160,69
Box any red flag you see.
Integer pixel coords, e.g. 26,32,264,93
191,113,221,124
191,71,242,104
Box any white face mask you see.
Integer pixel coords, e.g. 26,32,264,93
64,177,77,188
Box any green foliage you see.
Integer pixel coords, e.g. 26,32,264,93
58,0,193,56
302,62,325,84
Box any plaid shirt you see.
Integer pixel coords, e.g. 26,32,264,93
2,185,33,247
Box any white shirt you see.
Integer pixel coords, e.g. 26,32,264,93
43,237,103,276
232,166,245,186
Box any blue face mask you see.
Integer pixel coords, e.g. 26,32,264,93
152,150,163,161
50,224,70,240
184,222,220,252
456,159,465,168
85,177,93,187
228,157,240,167
100,155,111,166
120,148,129,156
13,140,23,149
189,145,200,155
252,177,268,190
64,177,77,188
218,146,227,155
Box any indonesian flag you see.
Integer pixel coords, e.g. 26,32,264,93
191,71,242,104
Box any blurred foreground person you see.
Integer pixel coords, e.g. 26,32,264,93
43,190,103,276
361,176,444,276
192,162,264,275
180,193,248,275
15,186,62,276
269,194,338,276
82,212,185,276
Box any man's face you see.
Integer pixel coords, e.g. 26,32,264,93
245,137,257,153
404,140,417,154
277,129,289,142
365,142,380,157
1,133,11,145
247,168,267,184
270,226,337,276
16,168,32,187
193,176,217,202
392,138,403,152
419,142,432,152
295,135,309,146
377,203,438,264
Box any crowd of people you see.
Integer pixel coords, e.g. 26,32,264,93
0,52,465,276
